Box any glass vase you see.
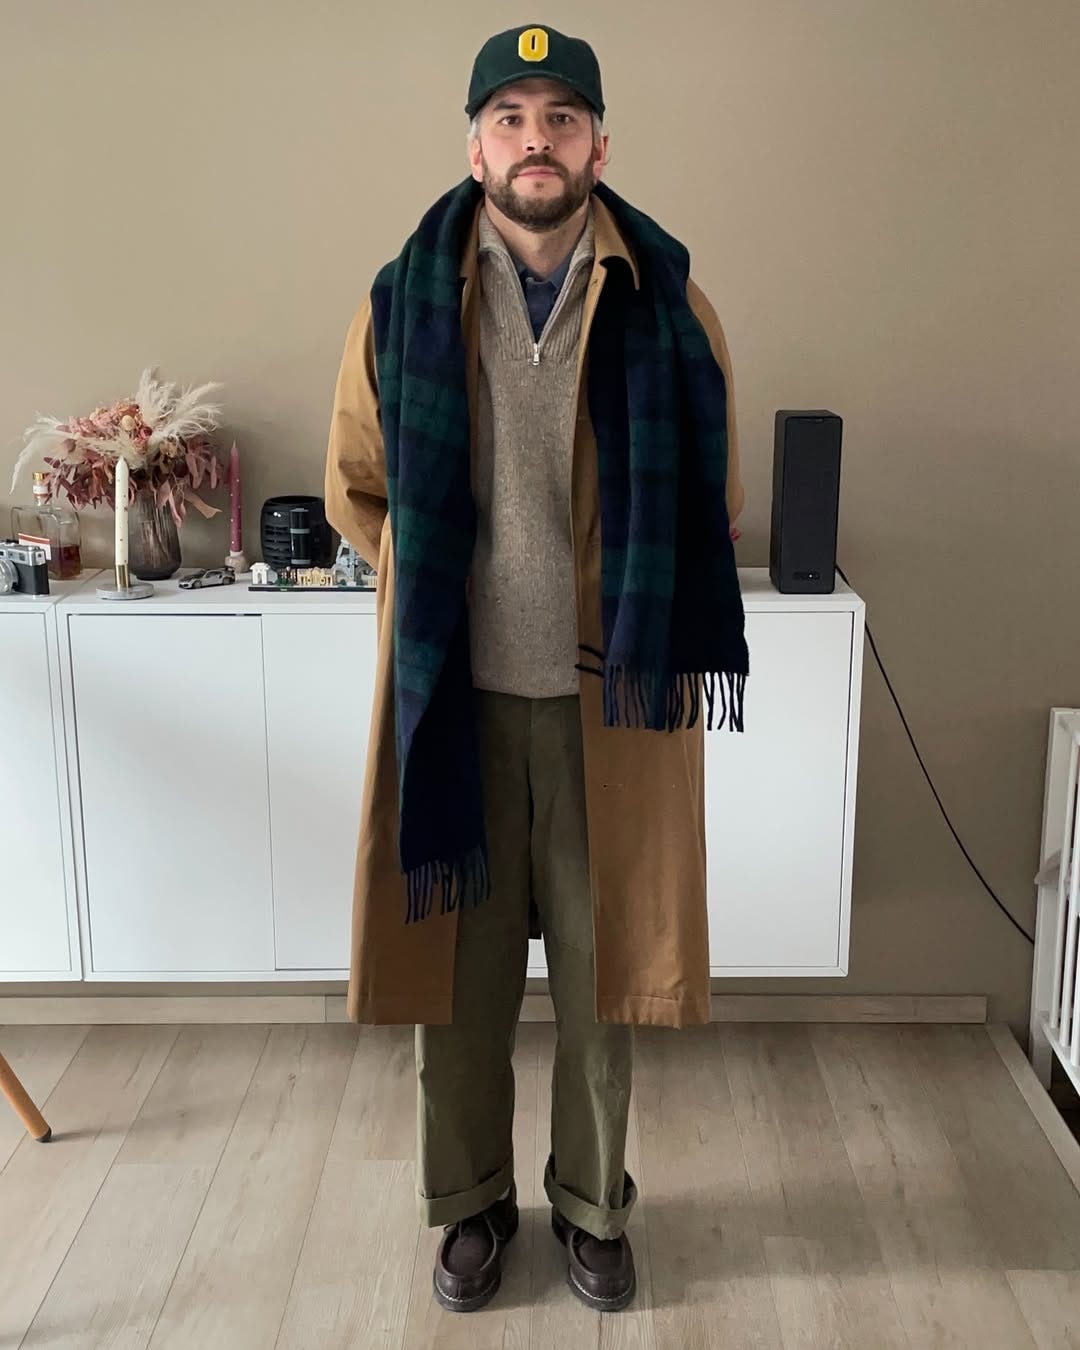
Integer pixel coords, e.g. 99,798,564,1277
129,488,181,581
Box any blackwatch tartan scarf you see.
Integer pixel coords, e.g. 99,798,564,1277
370,176,749,924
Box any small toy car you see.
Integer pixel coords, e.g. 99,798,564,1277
178,567,237,590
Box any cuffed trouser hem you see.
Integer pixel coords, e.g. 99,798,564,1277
417,1155,515,1228
542,1152,638,1241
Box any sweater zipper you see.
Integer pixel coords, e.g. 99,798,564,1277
497,251,589,367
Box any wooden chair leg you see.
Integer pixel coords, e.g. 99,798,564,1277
0,1050,52,1142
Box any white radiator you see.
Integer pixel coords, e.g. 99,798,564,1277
1030,708,1080,1091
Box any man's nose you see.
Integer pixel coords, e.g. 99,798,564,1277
521,115,553,154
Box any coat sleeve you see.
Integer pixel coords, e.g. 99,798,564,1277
686,278,745,525
324,294,387,569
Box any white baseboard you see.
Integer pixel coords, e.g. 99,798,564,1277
987,1022,1080,1197
0,992,987,1026
0,995,327,1025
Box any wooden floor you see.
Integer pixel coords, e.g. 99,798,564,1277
2,1021,1079,1350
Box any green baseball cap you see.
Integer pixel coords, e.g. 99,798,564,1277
465,24,604,120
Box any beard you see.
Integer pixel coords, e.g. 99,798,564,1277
482,154,594,232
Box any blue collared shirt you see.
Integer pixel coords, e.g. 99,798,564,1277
512,247,577,340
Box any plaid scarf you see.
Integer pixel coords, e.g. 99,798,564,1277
371,177,749,924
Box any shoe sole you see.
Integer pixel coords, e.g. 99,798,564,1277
432,1266,502,1313
433,1208,519,1313
550,1212,637,1312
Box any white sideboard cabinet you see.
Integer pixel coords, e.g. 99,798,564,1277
1,567,863,984
52,583,377,979
703,607,858,972
0,576,98,980
67,611,276,974
262,612,376,970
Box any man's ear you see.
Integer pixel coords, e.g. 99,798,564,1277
592,133,609,184
468,134,484,184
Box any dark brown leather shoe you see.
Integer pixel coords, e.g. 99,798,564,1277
432,1183,519,1313
551,1207,636,1311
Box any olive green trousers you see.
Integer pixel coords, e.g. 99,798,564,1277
415,690,637,1241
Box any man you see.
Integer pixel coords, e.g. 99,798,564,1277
324,24,748,1316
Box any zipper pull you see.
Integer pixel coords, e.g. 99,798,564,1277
532,343,540,367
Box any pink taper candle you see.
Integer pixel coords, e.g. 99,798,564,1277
228,442,241,553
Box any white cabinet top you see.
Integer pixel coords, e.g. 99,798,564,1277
738,569,864,613
0,570,104,614
54,566,864,616
57,570,380,615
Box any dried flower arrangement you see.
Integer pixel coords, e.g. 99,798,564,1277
11,369,226,524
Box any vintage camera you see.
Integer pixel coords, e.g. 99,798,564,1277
0,540,50,596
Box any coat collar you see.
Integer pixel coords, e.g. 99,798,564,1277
459,190,641,291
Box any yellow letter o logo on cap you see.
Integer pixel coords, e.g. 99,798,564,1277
518,27,549,61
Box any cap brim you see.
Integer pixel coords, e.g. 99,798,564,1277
466,71,601,119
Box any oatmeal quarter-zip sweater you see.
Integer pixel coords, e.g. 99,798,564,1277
469,205,596,698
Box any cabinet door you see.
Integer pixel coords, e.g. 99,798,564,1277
69,614,274,974
0,613,73,976
263,614,376,970
705,610,854,971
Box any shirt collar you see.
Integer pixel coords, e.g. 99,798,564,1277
466,192,638,292
478,203,596,287
513,244,575,292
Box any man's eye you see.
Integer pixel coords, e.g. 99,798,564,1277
552,114,572,125
499,115,521,126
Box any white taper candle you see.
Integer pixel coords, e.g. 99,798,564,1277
114,455,129,570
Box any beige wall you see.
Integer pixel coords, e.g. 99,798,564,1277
3,2,1077,1039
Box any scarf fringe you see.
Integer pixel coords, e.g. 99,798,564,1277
602,667,747,733
405,844,490,924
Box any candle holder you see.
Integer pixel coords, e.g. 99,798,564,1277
97,563,154,601
225,549,249,575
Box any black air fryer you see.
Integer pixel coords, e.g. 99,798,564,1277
260,496,335,569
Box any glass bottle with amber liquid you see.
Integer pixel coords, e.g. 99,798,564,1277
12,471,83,580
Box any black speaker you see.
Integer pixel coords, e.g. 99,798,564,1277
769,410,842,594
